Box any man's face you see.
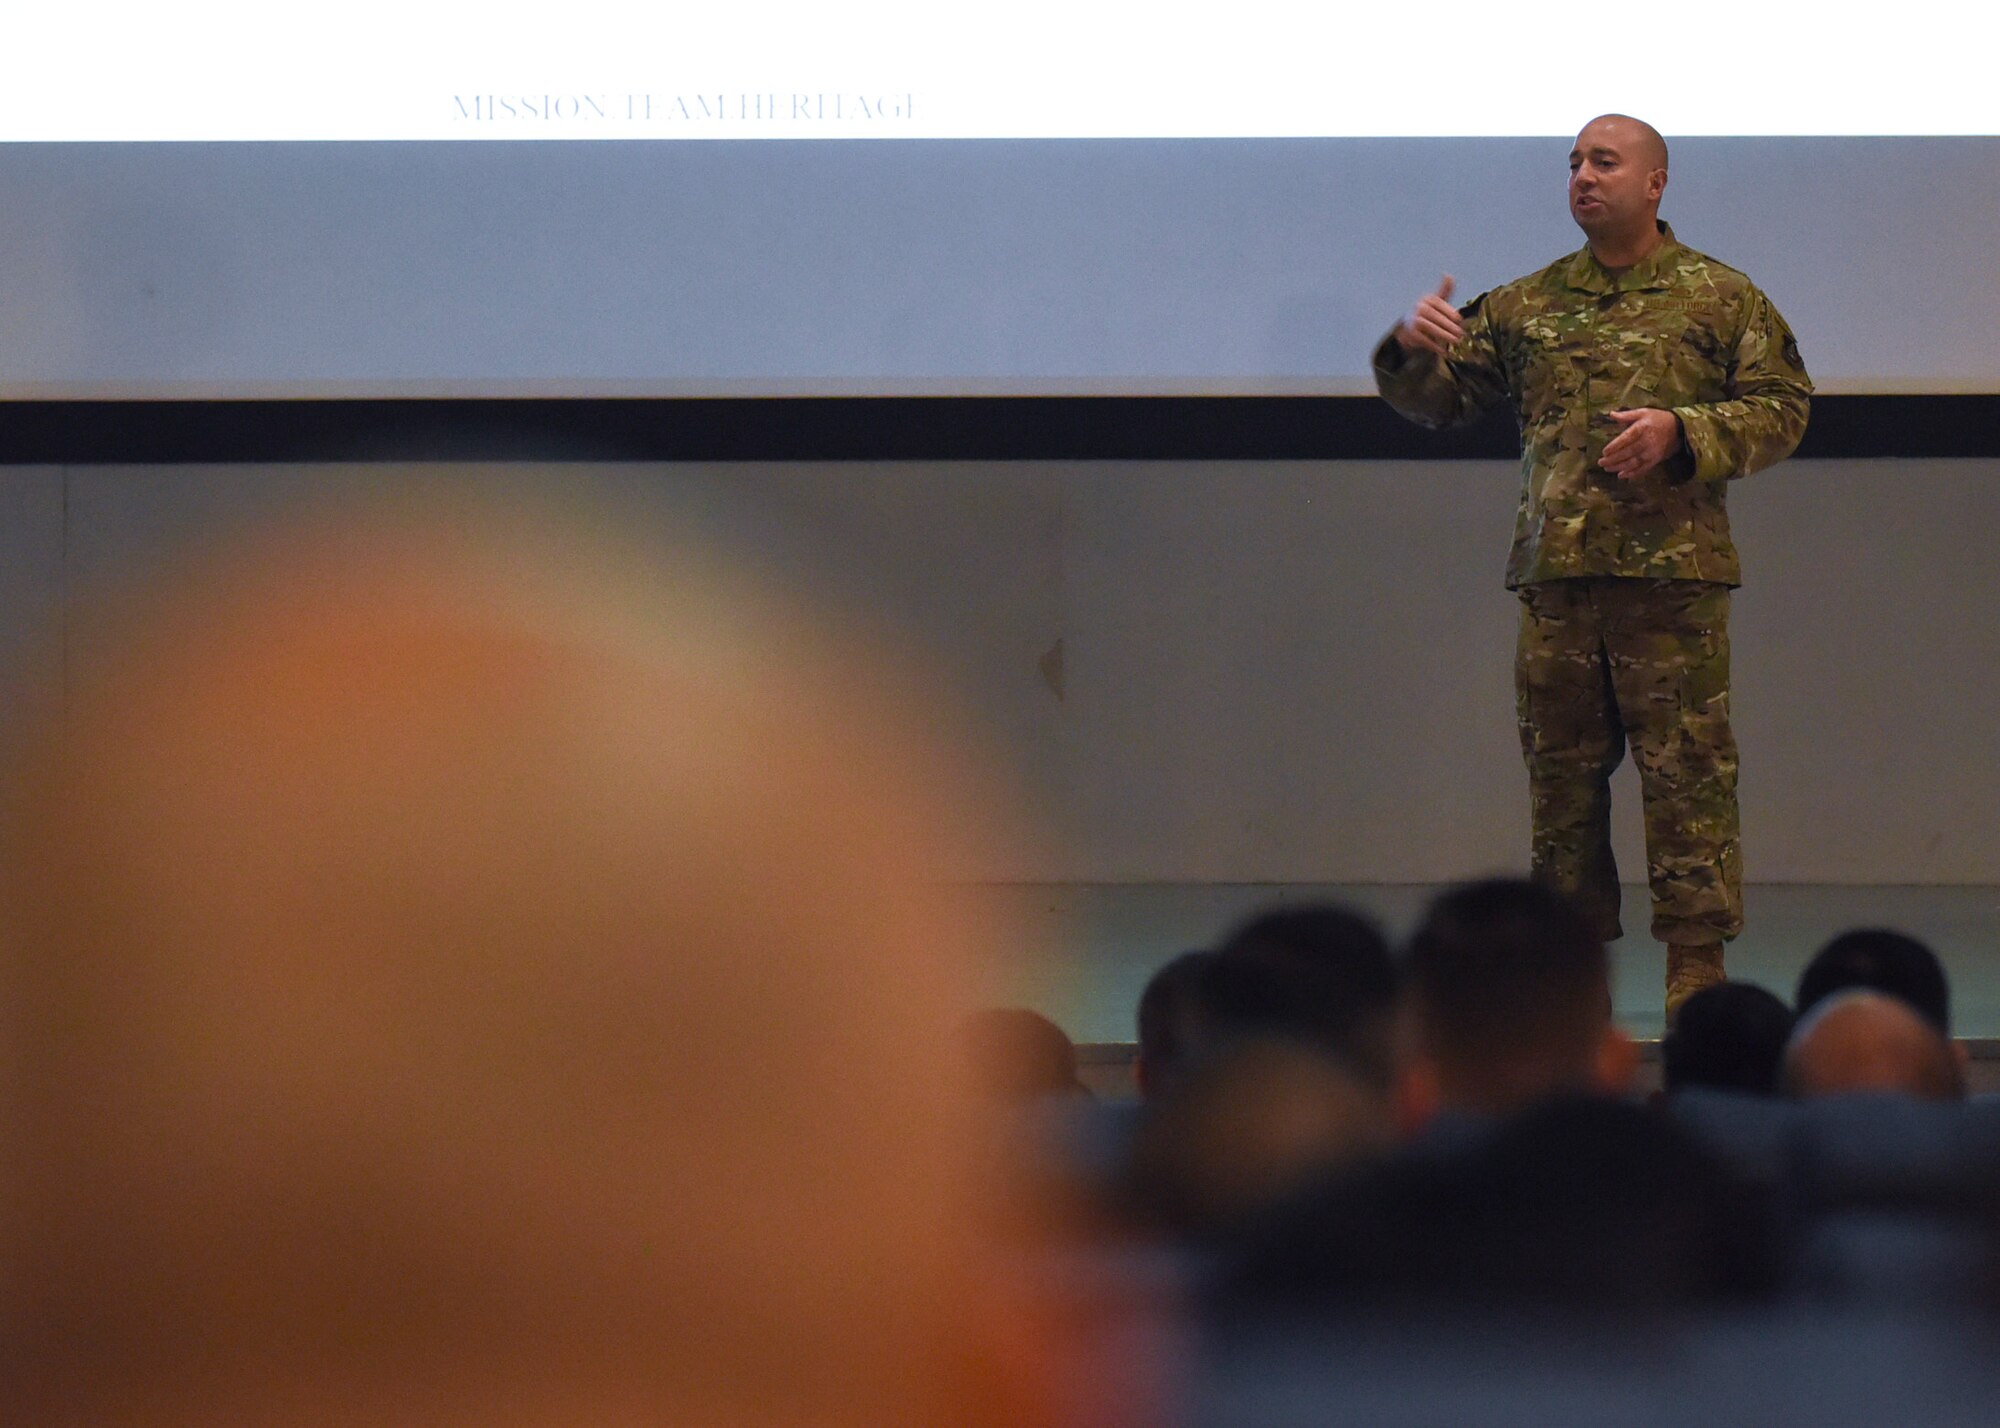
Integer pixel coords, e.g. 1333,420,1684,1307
1568,120,1665,237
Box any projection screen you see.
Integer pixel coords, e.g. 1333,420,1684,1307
2,2,1995,398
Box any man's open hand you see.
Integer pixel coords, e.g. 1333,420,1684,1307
1394,275,1465,356
1601,408,1683,480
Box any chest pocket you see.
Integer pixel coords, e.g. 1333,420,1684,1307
1586,304,1693,408
1511,312,1590,406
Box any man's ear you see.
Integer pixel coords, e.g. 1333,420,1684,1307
1648,168,1668,203
1595,1025,1640,1097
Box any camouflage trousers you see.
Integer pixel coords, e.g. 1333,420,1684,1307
1514,577,1742,946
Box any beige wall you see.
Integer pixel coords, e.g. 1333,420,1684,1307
5,457,1994,884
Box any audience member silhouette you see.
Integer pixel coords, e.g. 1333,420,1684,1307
1214,904,1400,1088
1133,911,1397,1103
1397,878,1636,1130
1121,927,1400,1241
1797,927,1952,1033
1662,982,1795,1097
1118,1036,1392,1245
1213,1096,1779,1318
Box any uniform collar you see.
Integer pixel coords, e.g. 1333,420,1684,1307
1563,221,1680,294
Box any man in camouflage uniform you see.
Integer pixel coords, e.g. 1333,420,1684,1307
1371,114,1811,1016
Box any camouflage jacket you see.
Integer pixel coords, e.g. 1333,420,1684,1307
1372,223,1811,587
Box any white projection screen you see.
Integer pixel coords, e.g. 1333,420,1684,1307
2,1,1996,398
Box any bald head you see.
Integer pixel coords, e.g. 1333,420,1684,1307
0,509,1049,1428
1577,114,1669,173
1783,991,1964,1102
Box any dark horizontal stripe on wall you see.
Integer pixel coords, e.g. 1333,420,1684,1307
1,395,1996,465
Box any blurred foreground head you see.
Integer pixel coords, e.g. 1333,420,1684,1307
1784,990,1964,1102
1120,1038,1394,1245
961,1007,1091,1104
1797,927,1952,1034
1131,906,1397,1104
1661,981,1794,1098
0,509,1054,1428
1399,879,1635,1126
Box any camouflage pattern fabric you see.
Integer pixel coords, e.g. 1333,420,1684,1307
1372,222,1812,588
1515,577,1742,946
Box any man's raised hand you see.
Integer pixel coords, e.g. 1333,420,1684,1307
1395,275,1466,356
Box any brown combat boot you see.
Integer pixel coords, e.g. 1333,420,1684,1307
1665,942,1726,1021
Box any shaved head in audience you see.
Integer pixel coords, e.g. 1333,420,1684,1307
0,507,1063,1428
1783,991,1964,1102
